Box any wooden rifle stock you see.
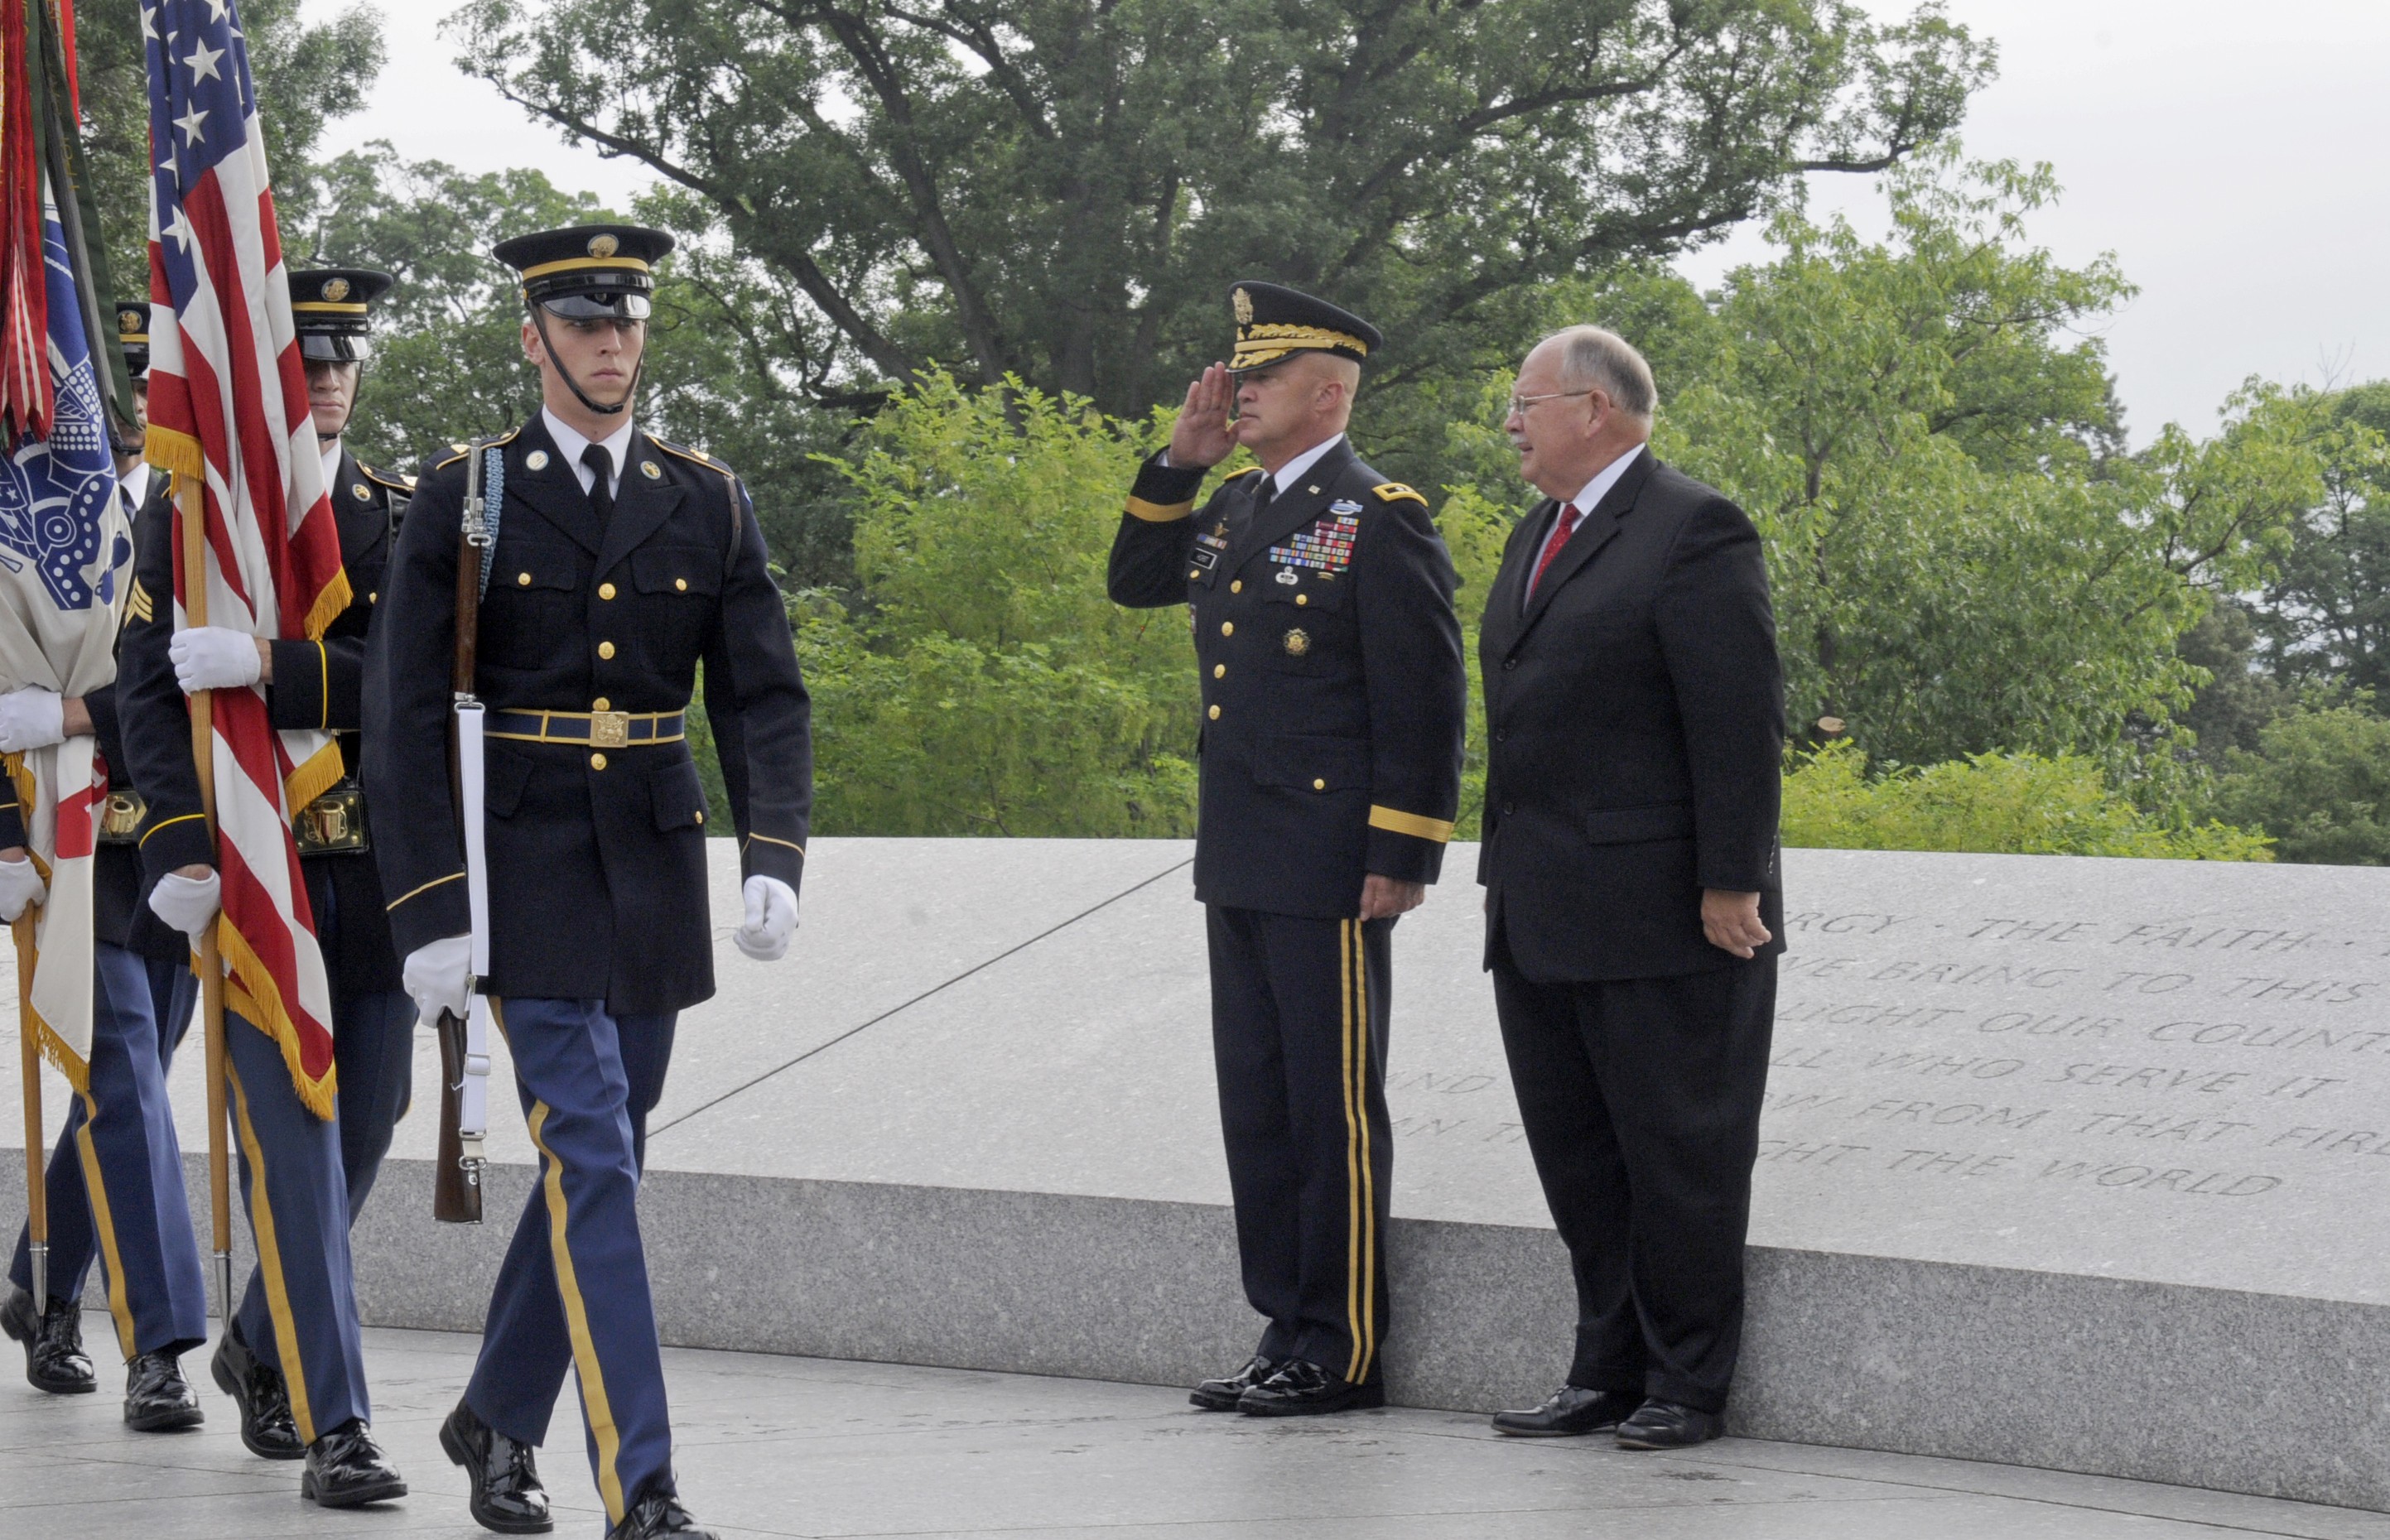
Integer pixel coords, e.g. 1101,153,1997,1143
433,450,487,1224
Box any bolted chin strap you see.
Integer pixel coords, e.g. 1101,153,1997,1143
531,308,640,418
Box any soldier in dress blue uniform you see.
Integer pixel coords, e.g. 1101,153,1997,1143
1108,283,1467,1415
364,224,812,1540
118,278,410,1505
0,305,210,1430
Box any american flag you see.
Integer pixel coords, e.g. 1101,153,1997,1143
143,0,349,1117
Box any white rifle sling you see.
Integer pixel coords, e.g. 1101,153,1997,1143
454,699,493,1153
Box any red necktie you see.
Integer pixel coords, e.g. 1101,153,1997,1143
1526,502,1583,600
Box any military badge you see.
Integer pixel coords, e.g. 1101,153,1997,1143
526,450,551,470
321,277,352,302
589,233,620,258
118,307,143,336
1276,567,1299,585
1329,498,1362,515
1283,628,1310,657
643,460,663,479
354,483,370,500
1233,287,1254,325
1267,510,1361,573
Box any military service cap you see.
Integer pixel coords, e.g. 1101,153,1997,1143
492,224,675,321
1227,282,1382,373
116,301,150,378
288,267,395,363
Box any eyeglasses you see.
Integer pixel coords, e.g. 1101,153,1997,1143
1504,387,1597,420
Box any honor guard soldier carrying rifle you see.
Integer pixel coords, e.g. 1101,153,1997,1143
0,303,211,1432
119,269,414,1506
364,224,813,1540
122,268,418,1485
1108,283,1466,1415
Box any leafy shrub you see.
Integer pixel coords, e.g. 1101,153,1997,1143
1785,741,2271,860
2209,705,2390,865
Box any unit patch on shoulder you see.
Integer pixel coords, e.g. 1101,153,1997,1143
1372,482,1426,506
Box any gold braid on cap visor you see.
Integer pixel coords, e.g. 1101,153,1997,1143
1231,323,1372,370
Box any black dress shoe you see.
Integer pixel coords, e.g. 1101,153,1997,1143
123,1350,205,1432
1236,1359,1386,1417
302,1419,407,1507
1190,1355,1280,1412
2,1286,96,1394
1616,1398,1725,1449
1491,1386,1640,1437
607,1490,719,1539
210,1321,305,1460
441,1397,553,1533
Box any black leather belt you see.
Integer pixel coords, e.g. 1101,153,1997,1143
484,709,687,749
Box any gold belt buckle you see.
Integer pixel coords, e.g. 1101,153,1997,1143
99,791,146,843
295,785,369,855
590,711,632,749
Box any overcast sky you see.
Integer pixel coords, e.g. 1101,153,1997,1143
320,0,2390,445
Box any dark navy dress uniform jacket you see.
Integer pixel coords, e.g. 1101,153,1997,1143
363,416,812,1015
1107,440,1466,919
120,450,412,996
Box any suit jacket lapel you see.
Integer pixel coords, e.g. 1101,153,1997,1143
508,417,603,556
1516,449,1656,633
593,431,687,579
1234,440,1356,571
1480,497,1554,656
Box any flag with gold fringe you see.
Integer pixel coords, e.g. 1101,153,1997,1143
144,0,349,1115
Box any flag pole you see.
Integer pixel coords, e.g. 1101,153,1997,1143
12,908,42,1308
176,487,233,1320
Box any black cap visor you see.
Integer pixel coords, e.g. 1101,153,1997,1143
299,334,370,363
538,291,652,322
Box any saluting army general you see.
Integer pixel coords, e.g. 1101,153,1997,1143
364,224,812,1540
0,305,210,1429
123,269,419,1470
1109,284,1466,1414
119,273,413,1505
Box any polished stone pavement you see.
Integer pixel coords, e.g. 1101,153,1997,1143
2,1319,2385,1539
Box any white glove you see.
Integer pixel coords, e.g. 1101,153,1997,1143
147,869,220,939
403,934,474,1023
169,627,263,693
0,687,65,754
0,856,46,922
735,874,798,961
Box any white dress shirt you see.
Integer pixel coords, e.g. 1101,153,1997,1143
1526,443,1645,587
1261,433,1346,499
117,461,152,519
541,407,637,498
320,440,344,500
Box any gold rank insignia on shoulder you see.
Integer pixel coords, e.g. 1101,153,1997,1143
1284,628,1310,656
1373,482,1427,506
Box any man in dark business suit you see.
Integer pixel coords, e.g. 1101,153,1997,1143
1476,326,1782,1451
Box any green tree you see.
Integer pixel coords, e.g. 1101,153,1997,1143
2210,705,2390,866
2243,384,2390,697
802,373,1197,835
444,0,1988,442
73,1,387,294
1444,152,2323,777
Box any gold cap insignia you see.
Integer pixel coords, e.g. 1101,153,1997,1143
1232,287,1253,325
321,277,351,302
1283,628,1310,657
118,307,142,335
589,233,620,258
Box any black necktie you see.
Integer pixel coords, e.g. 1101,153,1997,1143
581,444,614,528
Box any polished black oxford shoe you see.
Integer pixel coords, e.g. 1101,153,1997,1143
1615,1398,1725,1450
1490,1386,1640,1437
123,1350,205,1431
607,1489,719,1539
2,1286,95,1393
1190,1355,1281,1412
441,1397,553,1533
210,1321,304,1459
301,1419,407,1507
1236,1359,1386,1417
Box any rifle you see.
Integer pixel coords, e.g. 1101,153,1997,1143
433,443,498,1223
